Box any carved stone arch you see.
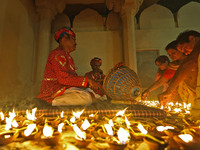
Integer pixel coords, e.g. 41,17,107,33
73,8,104,31
107,11,121,30
140,4,174,29
178,1,200,27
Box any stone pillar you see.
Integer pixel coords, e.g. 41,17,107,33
106,0,143,72
33,0,66,93
120,0,143,73
191,54,200,120
35,9,53,84
121,7,138,72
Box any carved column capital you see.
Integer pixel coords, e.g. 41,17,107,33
120,6,136,18
106,0,143,16
35,0,66,20
121,0,143,17
106,0,123,13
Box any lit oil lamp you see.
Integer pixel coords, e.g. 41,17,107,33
156,126,175,136
41,124,60,146
130,123,148,140
0,130,19,145
107,127,130,150
58,122,65,133
5,117,19,131
115,107,128,117
70,116,76,123
88,112,99,121
164,128,180,137
58,111,68,123
26,108,37,121
143,136,167,150
81,118,96,134
46,117,60,129
97,125,109,139
72,109,85,119
69,109,85,127
189,126,200,141
73,124,94,148
112,108,128,126
0,112,5,124
128,122,167,148
21,123,41,140
4,109,17,130
173,134,200,149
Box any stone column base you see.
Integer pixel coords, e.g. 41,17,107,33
191,98,200,120
191,108,200,120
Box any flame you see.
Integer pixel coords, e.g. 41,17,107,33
116,107,128,116
156,126,174,132
5,117,12,130
187,103,191,110
125,116,131,128
24,124,36,136
142,100,160,107
70,116,76,123
168,102,174,106
184,103,191,110
58,123,64,133
72,109,85,119
5,109,18,130
168,106,171,112
89,114,94,117
81,119,90,130
179,134,193,143
117,127,130,144
0,112,4,121
184,103,187,109
72,124,86,140
160,105,163,109
43,124,54,137
174,108,181,113
185,110,190,114
157,126,165,132
11,109,16,116
138,123,147,134
26,108,37,120
4,135,11,139
89,112,98,118
108,119,114,127
104,124,113,136
60,111,64,118
11,120,19,128
9,109,16,119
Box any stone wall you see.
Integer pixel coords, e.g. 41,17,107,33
0,0,37,103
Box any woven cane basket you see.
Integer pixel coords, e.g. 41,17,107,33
103,65,141,100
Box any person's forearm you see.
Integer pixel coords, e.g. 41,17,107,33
148,77,168,93
167,59,197,92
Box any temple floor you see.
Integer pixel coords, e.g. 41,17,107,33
0,99,199,150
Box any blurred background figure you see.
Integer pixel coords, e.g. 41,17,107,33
142,40,186,103
85,57,107,100
154,55,170,92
